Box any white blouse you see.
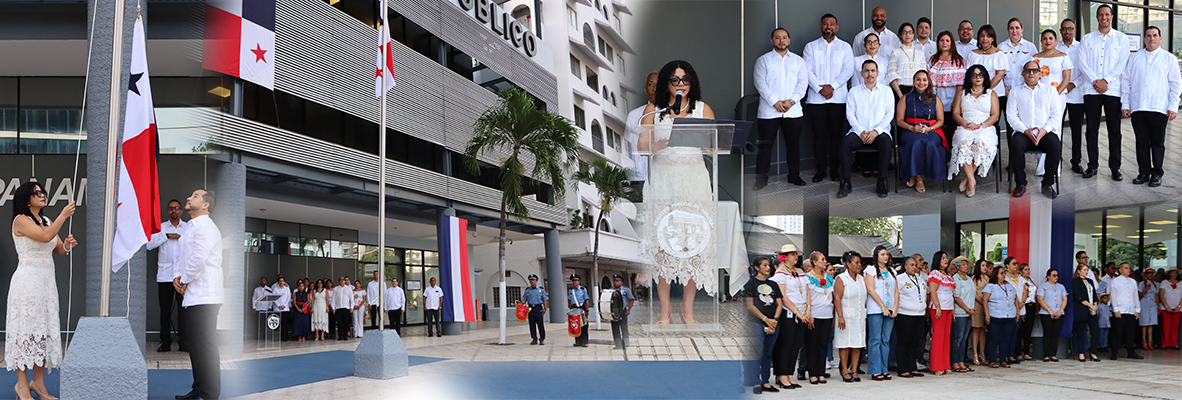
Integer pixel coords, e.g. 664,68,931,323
888,44,927,87
897,272,928,316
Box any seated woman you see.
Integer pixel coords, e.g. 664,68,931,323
895,70,946,193
947,64,1000,197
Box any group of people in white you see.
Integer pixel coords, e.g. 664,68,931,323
750,6,1182,199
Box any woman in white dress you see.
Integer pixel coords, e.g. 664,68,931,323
639,60,717,325
7,182,77,400
1139,268,1160,349
352,282,367,338
833,251,867,383
964,25,1009,120
1031,29,1074,175
948,64,1000,197
311,280,329,340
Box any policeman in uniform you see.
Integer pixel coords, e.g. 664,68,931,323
610,274,635,350
519,274,549,345
568,275,591,347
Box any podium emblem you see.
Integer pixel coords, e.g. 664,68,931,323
656,202,712,259
267,314,281,330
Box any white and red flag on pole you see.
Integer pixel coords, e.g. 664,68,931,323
376,0,396,97
203,0,276,90
113,17,162,272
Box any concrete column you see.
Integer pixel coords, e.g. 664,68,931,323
802,190,828,258
544,228,566,323
941,194,957,254
213,161,246,359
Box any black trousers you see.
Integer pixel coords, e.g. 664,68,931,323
1072,314,1101,355
840,133,891,180
1016,304,1038,356
528,304,546,341
1040,314,1065,358
611,314,630,347
805,103,846,178
1066,103,1086,168
387,309,402,335
755,117,804,179
157,282,183,347
369,305,380,329
334,308,350,339
1111,313,1139,356
327,304,336,334
773,315,806,377
573,305,589,346
1083,94,1122,171
278,311,291,341
425,309,442,336
1131,111,1168,177
1009,132,1062,187
183,304,221,400
895,315,924,373
805,318,832,378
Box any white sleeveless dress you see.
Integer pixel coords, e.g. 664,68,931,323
640,101,717,296
311,290,329,331
5,216,63,371
834,271,867,348
947,89,999,179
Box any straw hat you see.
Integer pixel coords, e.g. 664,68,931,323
775,244,803,255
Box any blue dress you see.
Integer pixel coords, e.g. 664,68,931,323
898,92,947,180
292,292,312,338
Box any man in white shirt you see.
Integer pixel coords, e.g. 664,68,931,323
366,271,386,330
1078,4,1131,181
1000,17,1039,140
1007,60,1064,199
624,72,658,182
173,189,223,400
1121,26,1182,187
804,13,856,183
1100,262,1117,293
955,20,978,57
423,277,445,337
1107,262,1143,360
148,199,187,352
753,28,809,190
1058,18,1087,174
332,276,352,340
853,7,901,57
837,59,894,199
384,278,406,335
270,273,285,291
273,276,293,341
916,18,936,59
252,277,272,313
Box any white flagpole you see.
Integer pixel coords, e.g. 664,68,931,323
100,0,129,318
377,2,388,332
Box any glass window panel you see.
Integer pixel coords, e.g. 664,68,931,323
1081,1,1101,34
19,78,85,154
984,220,1009,264
570,54,581,77
0,78,16,154
1074,210,1104,272
1149,0,1169,8
1174,13,1182,56
423,251,439,266
404,265,423,324
1103,207,1143,267
405,249,423,265
1143,203,1178,271
958,223,980,260
1118,5,1145,38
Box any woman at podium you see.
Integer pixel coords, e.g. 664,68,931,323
638,60,718,324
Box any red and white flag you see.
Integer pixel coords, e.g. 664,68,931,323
376,0,395,97
113,18,162,272
203,0,276,90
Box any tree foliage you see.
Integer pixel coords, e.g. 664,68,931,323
828,216,900,239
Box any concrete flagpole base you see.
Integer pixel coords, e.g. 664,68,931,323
61,317,148,399
441,321,463,335
353,329,409,380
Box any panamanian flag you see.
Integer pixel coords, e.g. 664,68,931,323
376,0,395,97
113,17,162,272
203,0,275,90
439,215,475,322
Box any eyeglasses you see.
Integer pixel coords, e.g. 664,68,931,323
668,76,692,86
865,40,880,45
969,72,987,78
1023,68,1041,74
32,190,46,198
901,30,914,35
958,27,973,31
167,206,182,211
1061,27,1076,31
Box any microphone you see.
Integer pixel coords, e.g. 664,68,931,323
672,90,685,113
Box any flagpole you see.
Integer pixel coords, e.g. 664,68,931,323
99,0,129,318
377,7,388,332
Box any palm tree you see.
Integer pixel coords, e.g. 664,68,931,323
573,158,631,330
464,88,579,344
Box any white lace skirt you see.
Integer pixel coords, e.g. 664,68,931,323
5,260,63,371
311,296,329,331
640,148,717,296
947,125,999,180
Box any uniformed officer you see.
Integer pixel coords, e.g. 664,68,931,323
519,274,549,345
568,275,591,347
610,274,636,350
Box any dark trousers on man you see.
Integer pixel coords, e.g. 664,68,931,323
1009,132,1062,187
279,311,291,341
1066,102,1086,168
755,117,804,180
528,304,546,342
425,309,442,336
334,308,350,340
158,282,184,349
805,103,846,179
572,305,589,346
387,309,402,335
183,304,221,400
1111,313,1139,358
1130,111,1168,177
839,133,891,180
369,305,379,329
611,314,629,348
1083,94,1122,172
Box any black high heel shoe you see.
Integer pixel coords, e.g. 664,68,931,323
842,373,854,383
